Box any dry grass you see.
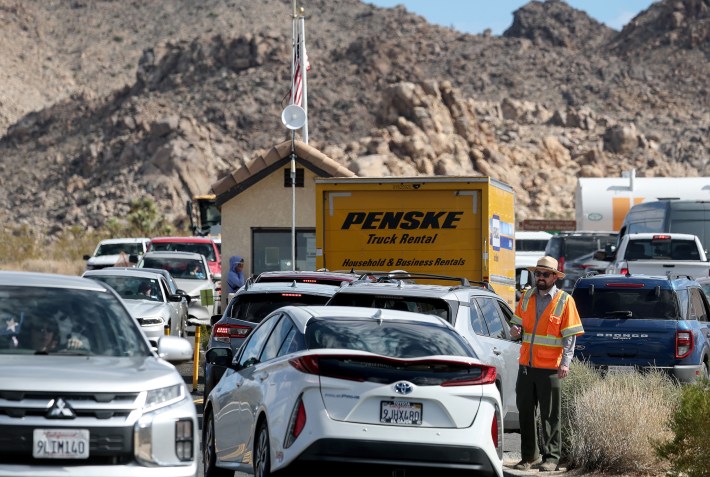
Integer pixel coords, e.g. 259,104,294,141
0,259,85,276
565,369,679,475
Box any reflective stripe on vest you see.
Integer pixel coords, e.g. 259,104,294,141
522,333,563,347
562,323,585,338
553,291,568,316
521,288,536,312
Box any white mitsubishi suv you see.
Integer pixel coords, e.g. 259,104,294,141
0,271,198,477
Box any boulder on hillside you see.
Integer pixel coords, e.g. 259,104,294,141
503,0,615,49
608,0,710,53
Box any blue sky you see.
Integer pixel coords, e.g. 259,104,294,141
367,1,656,35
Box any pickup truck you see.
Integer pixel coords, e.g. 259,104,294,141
572,274,710,382
604,233,710,279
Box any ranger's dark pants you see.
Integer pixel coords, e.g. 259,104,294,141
515,365,561,464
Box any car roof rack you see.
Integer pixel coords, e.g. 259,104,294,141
351,271,496,292
355,271,469,285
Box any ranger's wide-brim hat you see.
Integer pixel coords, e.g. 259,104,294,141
527,256,565,279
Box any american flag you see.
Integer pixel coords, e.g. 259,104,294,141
289,32,310,107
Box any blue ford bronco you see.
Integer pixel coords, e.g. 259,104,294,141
572,274,710,382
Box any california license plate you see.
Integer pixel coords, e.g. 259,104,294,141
33,429,89,459
380,400,422,425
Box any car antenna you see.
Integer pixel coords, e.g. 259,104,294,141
371,309,383,325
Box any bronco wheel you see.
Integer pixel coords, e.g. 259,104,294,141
203,411,231,477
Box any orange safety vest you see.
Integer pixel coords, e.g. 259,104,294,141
512,287,584,369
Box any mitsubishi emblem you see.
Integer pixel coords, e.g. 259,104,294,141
393,382,413,395
47,398,76,419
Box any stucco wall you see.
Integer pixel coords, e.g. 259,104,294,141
220,164,319,304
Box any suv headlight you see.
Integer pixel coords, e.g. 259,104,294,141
145,384,185,413
135,384,194,466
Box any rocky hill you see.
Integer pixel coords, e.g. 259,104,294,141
0,0,708,235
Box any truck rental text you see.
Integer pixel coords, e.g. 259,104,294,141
315,176,516,305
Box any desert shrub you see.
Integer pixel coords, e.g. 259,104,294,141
654,380,710,477
565,368,678,474
561,360,603,461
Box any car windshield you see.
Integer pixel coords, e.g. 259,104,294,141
230,293,331,323
563,235,616,261
142,257,207,280
88,275,162,302
96,242,144,256
150,242,216,262
305,319,473,358
625,238,700,260
516,239,549,252
0,285,151,356
573,288,678,320
327,293,450,321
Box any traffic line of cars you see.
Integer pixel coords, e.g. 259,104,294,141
9,256,708,476
203,270,520,477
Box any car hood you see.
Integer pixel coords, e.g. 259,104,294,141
2,355,183,392
174,278,213,296
124,299,170,318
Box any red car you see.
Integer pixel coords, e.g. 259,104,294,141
147,236,222,278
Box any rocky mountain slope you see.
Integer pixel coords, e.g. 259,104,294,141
0,0,708,235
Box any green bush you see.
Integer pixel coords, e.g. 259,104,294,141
655,380,710,477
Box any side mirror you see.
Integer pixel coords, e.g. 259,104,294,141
518,269,531,290
129,254,139,264
157,336,193,364
210,314,223,327
593,250,606,261
212,273,222,282
82,254,91,260
205,347,233,367
176,289,191,304
168,293,183,303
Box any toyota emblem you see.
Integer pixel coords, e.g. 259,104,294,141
393,382,413,395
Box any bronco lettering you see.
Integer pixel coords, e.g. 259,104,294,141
341,211,463,230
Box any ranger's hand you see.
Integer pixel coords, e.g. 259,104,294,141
558,365,569,379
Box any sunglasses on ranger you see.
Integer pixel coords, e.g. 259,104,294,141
534,271,554,278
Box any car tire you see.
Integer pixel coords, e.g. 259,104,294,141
203,411,232,477
254,421,272,477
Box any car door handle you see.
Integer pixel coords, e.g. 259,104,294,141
255,372,269,382
492,347,502,356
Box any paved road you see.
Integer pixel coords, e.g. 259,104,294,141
177,349,559,477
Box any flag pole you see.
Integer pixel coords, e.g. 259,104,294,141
299,10,308,144
291,0,298,271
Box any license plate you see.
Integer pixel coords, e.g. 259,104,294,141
607,366,635,374
380,400,422,425
33,429,90,459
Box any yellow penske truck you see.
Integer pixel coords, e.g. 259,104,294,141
315,176,516,305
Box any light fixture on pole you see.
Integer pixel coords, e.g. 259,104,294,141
281,104,307,131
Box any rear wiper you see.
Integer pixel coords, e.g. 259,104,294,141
604,311,633,317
